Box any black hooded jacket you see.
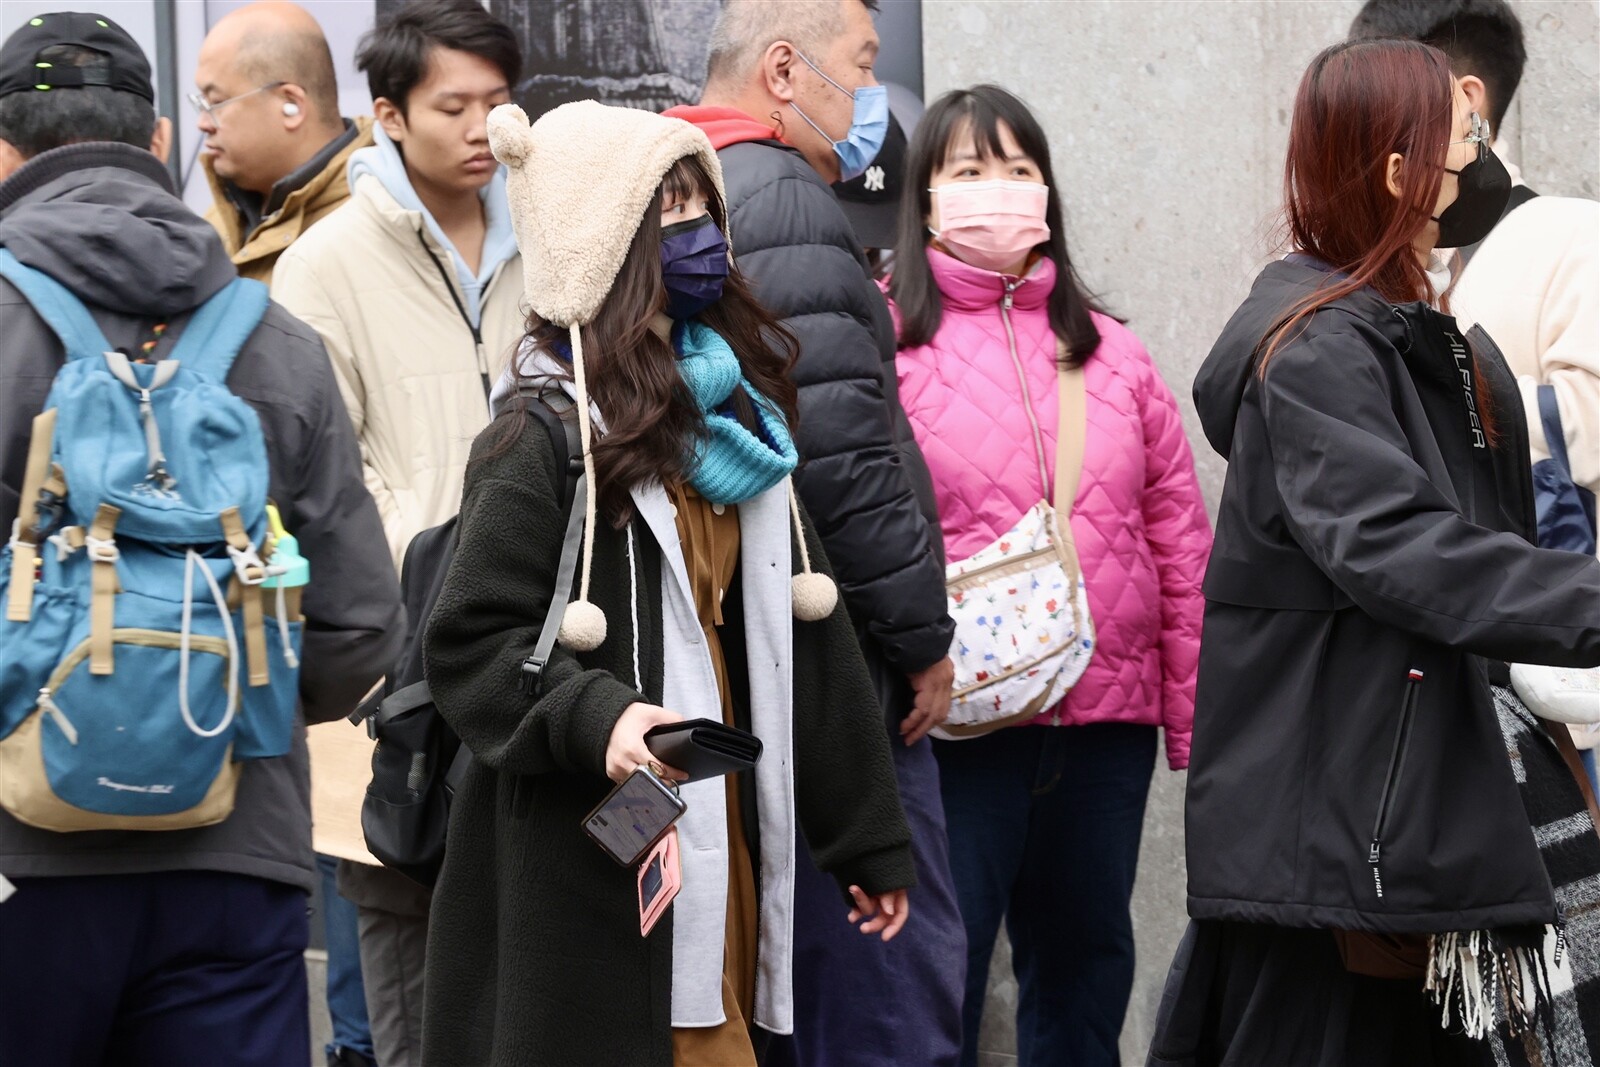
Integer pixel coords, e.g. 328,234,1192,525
1186,256,1600,934
0,144,404,892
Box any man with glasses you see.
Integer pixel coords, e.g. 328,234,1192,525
195,1,372,282
0,12,402,1065
197,10,379,1064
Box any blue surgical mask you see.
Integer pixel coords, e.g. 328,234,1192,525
788,50,888,182
660,214,729,321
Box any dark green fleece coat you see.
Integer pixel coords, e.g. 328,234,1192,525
419,417,916,1066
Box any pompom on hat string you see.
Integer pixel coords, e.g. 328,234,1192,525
486,101,837,650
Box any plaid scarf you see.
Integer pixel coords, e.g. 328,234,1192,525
1490,684,1600,1067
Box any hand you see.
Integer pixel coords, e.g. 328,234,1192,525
901,657,955,745
605,702,686,784
847,885,910,942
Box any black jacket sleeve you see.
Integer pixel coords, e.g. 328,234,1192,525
424,428,644,779
723,147,954,677
260,312,406,724
1261,328,1600,666
788,503,917,898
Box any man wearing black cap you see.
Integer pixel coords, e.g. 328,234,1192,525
833,110,908,278
0,13,403,1065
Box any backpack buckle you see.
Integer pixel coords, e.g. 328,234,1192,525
47,526,84,562
30,487,64,543
519,654,547,696
226,543,267,585
85,534,119,563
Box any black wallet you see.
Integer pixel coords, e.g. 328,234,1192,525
644,719,763,782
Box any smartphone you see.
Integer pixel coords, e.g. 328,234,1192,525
638,829,681,937
582,765,687,866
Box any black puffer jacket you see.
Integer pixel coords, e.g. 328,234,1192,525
714,138,954,712
1186,256,1600,934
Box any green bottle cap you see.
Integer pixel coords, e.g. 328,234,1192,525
263,532,310,588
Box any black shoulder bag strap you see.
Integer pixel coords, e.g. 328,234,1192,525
445,393,586,794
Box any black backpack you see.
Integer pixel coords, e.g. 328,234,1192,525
353,391,584,887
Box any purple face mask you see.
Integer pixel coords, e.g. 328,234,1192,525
660,214,729,321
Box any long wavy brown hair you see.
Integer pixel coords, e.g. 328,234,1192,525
485,152,800,524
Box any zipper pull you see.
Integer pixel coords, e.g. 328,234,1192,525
38,688,78,745
1554,912,1569,968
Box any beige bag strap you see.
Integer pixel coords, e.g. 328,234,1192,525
220,507,270,687
1052,344,1088,561
1053,348,1090,647
8,410,58,622
87,503,121,675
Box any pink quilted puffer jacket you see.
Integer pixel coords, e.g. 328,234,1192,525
890,250,1211,769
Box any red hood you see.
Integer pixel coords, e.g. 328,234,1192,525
663,105,785,150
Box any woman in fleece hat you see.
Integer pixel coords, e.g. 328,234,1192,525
418,100,917,1066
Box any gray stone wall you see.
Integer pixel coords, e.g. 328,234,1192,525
919,1,1599,1062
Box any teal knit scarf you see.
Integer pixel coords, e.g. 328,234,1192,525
675,320,797,505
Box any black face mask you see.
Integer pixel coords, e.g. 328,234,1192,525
1432,148,1512,248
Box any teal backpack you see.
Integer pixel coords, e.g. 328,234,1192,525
0,250,304,831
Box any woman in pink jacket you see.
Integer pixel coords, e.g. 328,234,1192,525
887,86,1211,1066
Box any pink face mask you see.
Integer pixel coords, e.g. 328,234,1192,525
929,179,1051,274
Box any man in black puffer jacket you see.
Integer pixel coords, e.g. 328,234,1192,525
666,2,964,1063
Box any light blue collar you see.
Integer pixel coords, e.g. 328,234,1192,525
348,125,517,324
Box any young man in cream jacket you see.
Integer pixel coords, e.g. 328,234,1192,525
268,4,523,1064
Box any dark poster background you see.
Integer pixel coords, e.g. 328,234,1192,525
375,0,922,122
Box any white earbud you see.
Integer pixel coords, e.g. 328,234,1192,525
282,101,300,117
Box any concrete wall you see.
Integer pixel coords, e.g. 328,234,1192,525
919,1,1599,1061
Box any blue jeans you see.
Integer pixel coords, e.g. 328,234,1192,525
937,723,1157,1067
318,853,374,1062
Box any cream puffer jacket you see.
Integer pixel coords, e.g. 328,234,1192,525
272,174,526,568
271,174,525,863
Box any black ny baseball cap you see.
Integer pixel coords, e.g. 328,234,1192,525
833,112,908,251
0,12,154,103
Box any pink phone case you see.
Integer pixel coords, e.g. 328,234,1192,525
638,828,681,937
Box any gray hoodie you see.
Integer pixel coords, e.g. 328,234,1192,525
0,143,404,893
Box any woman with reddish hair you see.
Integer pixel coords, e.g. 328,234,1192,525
1148,39,1600,1067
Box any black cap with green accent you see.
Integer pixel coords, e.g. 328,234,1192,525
0,12,154,103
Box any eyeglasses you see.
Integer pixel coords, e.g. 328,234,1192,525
187,81,286,123
1446,111,1492,162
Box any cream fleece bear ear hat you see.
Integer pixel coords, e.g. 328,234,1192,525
487,101,838,653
